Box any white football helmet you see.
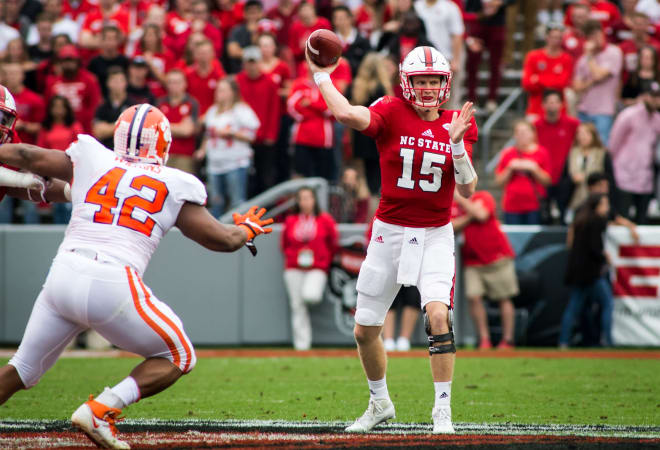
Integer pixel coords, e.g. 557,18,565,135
399,46,452,108
113,104,172,165
0,84,17,144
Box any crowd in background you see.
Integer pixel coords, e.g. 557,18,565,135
2,0,658,349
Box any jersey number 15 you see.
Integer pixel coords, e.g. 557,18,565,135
397,148,445,192
85,167,169,237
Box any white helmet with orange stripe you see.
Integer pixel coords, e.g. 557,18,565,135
113,104,172,165
399,46,452,108
0,84,17,144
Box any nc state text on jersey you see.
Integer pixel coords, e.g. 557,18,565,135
399,135,450,153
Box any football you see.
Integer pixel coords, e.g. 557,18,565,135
306,29,342,67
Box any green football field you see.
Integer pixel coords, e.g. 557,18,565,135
1,352,658,427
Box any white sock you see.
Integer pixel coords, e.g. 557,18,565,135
95,387,124,409
105,376,141,408
434,381,452,407
368,377,389,400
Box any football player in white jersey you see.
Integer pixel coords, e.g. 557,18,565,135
0,104,273,449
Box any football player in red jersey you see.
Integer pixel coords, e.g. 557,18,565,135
307,45,477,434
0,85,70,206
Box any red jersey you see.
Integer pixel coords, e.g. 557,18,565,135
281,212,339,271
534,114,580,185
12,87,45,145
45,69,102,134
565,1,621,37
562,29,586,60
288,17,332,62
118,0,151,33
522,49,574,117
166,11,191,37
266,2,302,50
211,3,244,39
236,72,281,143
362,96,478,228
496,146,552,213
184,60,226,115
62,0,95,22
451,191,515,266
81,5,130,36
287,78,333,148
157,95,199,157
36,122,84,151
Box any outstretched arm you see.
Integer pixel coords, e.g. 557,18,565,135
0,144,73,182
305,50,371,131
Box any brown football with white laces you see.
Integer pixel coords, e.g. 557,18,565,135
306,29,342,67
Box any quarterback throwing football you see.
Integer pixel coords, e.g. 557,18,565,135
307,45,477,433
0,104,273,449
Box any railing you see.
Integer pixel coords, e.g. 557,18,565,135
219,177,329,224
479,87,524,170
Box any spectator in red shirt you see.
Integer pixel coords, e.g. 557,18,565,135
226,0,264,73
564,0,621,39
522,25,574,120
184,38,226,115
38,95,84,223
354,0,392,44
1,62,45,145
266,0,301,57
495,120,553,224
133,23,176,98
211,0,245,40
287,67,334,180
174,0,224,61
611,0,642,43
534,90,580,223
562,2,590,60
289,2,332,65
619,12,660,82
452,190,519,349
79,0,129,52
157,69,200,174
45,44,101,134
165,0,193,38
281,187,338,350
236,46,282,195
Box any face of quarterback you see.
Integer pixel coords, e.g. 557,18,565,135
411,75,444,109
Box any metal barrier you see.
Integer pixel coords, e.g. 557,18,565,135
479,87,524,170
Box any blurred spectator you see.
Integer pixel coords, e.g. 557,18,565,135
536,0,564,31
355,0,392,47
504,0,537,66
226,0,264,74
2,0,31,37
287,67,334,180
414,0,464,107
119,0,150,34
289,2,332,66
522,25,574,120
572,20,623,146
584,172,639,240
452,190,518,349
559,193,613,348
34,0,79,45
495,120,552,225
258,32,293,185
93,67,132,149
45,44,101,133
350,52,395,196
621,45,660,106
562,2,589,60
236,46,281,196
534,90,580,222
165,0,193,39
134,23,176,98
566,122,614,217
87,25,129,98
464,0,508,113
636,0,660,25
379,11,433,62
27,13,55,62
126,57,155,105
38,95,83,223
0,18,21,55
608,81,660,224
158,69,200,175
611,0,642,43
195,78,259,217
212,0,245,40
3,38,38,91
619,12,660,82
176,0,224,60
332,5,372,77
184,39,226,115
61,0,96,24
329,166,370,223
2,62,45,145
281,187,338,350
79,0,129,51
564,0,621,38
265,0,300,57
383,287,420,352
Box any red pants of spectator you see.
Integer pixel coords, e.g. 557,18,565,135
466,23,506,103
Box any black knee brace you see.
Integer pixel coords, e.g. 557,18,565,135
424,308,456,355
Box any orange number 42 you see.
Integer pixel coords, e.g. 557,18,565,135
84,167,169,237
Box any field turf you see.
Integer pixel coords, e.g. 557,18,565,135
1,352,658,427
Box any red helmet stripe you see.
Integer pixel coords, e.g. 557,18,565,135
423,46,433,68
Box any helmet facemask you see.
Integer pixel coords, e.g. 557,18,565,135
401,73,452,109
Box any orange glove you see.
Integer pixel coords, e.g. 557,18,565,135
233,206,274,256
